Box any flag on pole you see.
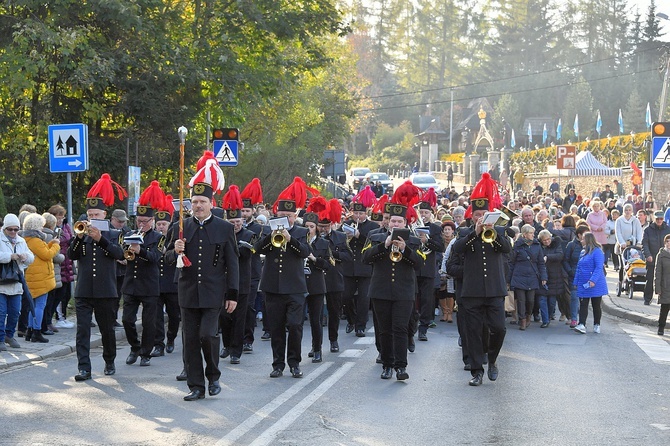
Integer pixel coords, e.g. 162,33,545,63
574,114,579,139
527,122,532,143
646,102,652,128
556,118,562,141
510,129,516,148
542,123,547,145
618,109,624,134
596,110,602,136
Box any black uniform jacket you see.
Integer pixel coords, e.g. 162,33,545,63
322,229,352,293
361,231,425,301
121,228,161,296
235,227,255,295
255,224,310,294
165,215,239,309
158,226,178,294
305,236,331,295
245,220,264,289
416,221,446,278
68,228,124,298
452,226,512,298
340,218,377,278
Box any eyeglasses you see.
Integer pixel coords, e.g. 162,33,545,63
136,219,152,224
4,228,19,232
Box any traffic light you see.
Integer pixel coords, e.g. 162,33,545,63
652,122,670,137
212,128,239,141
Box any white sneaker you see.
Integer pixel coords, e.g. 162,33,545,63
574,324,586,334
434,308,440,316
257,312,263,321
55,319,75,329
593,324,601,334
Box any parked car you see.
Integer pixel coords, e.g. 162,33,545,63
364,172,394,193
350,167,371,189
410,173,440,191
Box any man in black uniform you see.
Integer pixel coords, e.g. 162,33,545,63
255,193,310,378
68,175,126,381
122,199,162,367
363,202,425,380
366,198,391,361
166,182,239,401
110,208,132,328
341,202,377,337
316,199,352,353
452,192,512,386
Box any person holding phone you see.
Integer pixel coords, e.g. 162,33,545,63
573,232,609,334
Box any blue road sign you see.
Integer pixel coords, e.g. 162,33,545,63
48,123,89,173
652,137,670,168
213,140,239,166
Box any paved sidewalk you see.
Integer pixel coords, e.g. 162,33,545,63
602,266,660,327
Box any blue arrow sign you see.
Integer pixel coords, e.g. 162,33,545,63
48,123,89,173
213,139,239,166
652,137,670,168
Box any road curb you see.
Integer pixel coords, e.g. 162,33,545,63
601,294,658,326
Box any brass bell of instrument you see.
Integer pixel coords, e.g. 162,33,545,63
271,225,286,251
390,244,403,262
481,227,497,244
124,249,136,261
74,221,91,235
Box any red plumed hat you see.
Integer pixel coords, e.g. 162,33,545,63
352,185,376,208
371,194,389,214
464,172,502,219
422,187,438,208
391,181,422,224
222,185,243,210
240,178,264,205
189,150,225,192
321,198,343,223
87,173,128,207
306,196,328,214
274,176,320,211
138,180,166,209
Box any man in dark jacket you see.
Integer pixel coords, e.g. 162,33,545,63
642,211,670,305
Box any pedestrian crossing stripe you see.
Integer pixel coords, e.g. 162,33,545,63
652,137,670,168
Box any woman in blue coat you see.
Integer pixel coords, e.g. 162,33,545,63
509,225,547,330
563,225,590,328
573,232,609,334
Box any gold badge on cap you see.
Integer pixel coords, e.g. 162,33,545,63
194,184,205,195
137,205,148,215
475,199,486,208
88,198,99,207
156,211,167,220
285,201,294,210
393,205,403,214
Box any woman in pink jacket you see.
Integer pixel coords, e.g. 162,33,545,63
586,200,609,264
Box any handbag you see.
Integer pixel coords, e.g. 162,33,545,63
0,260,20,284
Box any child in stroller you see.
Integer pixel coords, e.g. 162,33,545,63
617,246,647,299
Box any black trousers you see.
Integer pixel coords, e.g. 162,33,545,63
122,294,158,359
416,276,436,329
181,307,221,392
265,292,305,370
659,304,670,329
460,297,506,376
75,297,117,372
644,261,655,303
154,292,180,348
325,291,342,342
372,299,414,369
343,276,371,330
306,293,325,352
578,297,602,325
220,293,248,357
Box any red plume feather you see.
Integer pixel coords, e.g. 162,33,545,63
196,151,216,172
324,198,343,223
391,181,422,224
138,180,166,209
160,194,174,217
222,185,243,210
274,177,320,211
422,187,438,208
352,185,376,208
306,196,328,214
464,172,502,219
240,178,264,205
189,151,225,192
87,173,128,207
371,194,389,214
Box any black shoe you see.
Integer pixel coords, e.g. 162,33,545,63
150,346,164,357
113,321,122,328
330,341,339,353
355,329,365,337
533,315,540,322
463,364,471,371
261,331,271,340
483,353,488,365
270,368,283,378
90,321,97,328
230,356,240,364
140,357,151,367
74,370,92,382
487,363,498,381
540,323,549,328
381,367,393,379
346,324,354,334
644,301,651,306
376,353,382,364
41,329,55,336
104,363,116,376
208,381,221,396
17,330,25,338
408,337,415,353
31,330,49,343
308,349,314,358
469,373,484,386
243,343,253,352
395,368,409,380
659,329,665,336
126,352,139,365
219,347,230,359
184,389,205,401
312,351,322,363
418,331,428,341
458,336,462,347
290,366,303,378
176,369,187,381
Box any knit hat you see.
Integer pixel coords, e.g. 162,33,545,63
2,213,20,230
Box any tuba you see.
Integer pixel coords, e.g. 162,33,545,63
74,221,91,235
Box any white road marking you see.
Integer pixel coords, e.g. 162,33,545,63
215,362,333,446
353,337,376,344
622,326,670,364
338,349,366,358
249,362,355,446
651,424,670,431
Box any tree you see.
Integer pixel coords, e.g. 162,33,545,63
562,76,595,140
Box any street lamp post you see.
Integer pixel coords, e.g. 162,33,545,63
449,87,455,155
657,13,670,120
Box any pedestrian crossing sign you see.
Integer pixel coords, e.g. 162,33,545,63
213,140,239,167
652,137,670,168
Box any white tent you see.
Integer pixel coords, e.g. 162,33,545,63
567,150,622,176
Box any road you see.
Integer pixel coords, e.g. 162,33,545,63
2,309,670,445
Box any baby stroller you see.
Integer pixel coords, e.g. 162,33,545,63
616,245,647,299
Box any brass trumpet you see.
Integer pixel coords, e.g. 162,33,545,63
271,225,287,251
481,227,498,244
74,221,91,235
481,208,512,244
390,244,403,262
123,231,145,260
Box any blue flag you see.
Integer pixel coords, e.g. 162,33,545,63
618,109,624,134
528,122,532,143
556,118,562,141
574,114,579,139
646,102,652,128
542,123,547,145
510,129,516,148
596,110,602,136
